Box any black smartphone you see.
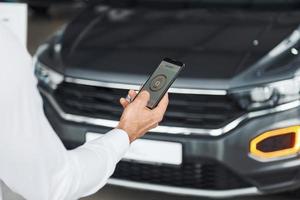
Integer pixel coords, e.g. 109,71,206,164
135,58,185,109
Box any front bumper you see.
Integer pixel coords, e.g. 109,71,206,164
40,87,300,197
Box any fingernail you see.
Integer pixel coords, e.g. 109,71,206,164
125,95,132,102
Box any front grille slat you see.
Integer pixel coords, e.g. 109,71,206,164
112,161,252,190
54,82,246,129
165,111,230,121
63,99,122,113
170,98,234,110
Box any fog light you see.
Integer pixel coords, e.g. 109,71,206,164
250,126,300,160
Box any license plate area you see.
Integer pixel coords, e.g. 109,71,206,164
86,132,183,166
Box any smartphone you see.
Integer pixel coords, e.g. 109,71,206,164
134,58,185,109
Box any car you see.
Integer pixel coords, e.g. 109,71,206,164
34,0,300,198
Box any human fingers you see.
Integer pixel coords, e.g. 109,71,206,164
151,93,169,123
133,90,150,107
120,97,128,108
120,90,138,108
153,93,169,115
128,89,137,101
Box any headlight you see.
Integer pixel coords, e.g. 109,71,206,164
34,60,64,90
231,77,300,110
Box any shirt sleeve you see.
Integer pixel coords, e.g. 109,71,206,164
0,23,130,200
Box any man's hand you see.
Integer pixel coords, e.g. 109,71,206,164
117,90,169,143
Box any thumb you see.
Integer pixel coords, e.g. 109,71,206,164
134,90,150,107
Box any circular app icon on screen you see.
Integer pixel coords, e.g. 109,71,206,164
150,74,167,91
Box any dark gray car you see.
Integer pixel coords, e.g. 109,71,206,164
34,0,300,197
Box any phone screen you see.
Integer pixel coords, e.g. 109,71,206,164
138,58,184,109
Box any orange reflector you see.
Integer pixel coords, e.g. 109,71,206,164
250,126,300,160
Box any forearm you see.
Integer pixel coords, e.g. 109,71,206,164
66,129,129,199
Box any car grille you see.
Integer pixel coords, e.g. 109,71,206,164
53,82,245,129
112,161,252,190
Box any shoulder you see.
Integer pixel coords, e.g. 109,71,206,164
0,22,31,63
0,23,34,93
0,23,32,73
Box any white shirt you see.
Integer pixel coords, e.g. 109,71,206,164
0,23,130,200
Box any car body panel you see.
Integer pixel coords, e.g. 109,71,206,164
41,92,300,195
40,6,300,89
